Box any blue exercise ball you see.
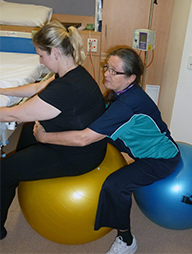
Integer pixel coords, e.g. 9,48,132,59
134,142,192,230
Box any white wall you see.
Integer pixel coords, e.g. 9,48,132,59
5,0,95,15
170,2,192,145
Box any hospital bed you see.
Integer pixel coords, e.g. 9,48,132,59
0,1,53,157
0,1,100,157
0,31,48,155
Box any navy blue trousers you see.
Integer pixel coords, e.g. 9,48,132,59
94,152,180,231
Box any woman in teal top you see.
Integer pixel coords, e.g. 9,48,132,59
33,48,180,254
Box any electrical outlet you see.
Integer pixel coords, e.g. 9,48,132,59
87,38,97,52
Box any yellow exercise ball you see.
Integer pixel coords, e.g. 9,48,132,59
18,143,127,244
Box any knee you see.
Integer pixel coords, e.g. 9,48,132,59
101,172,118,192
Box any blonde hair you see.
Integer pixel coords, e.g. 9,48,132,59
33,20,86,65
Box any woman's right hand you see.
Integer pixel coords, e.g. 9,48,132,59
33,121,46,143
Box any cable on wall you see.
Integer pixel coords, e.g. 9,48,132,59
141,0,157,88
87,30,96,80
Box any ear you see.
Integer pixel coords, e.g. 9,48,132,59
128,74,136,84
51,47,60,60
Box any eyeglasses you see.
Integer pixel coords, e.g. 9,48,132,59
102,64,125,76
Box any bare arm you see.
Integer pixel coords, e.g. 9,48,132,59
33,121,106,147
0,75,55,98
0,95,61,123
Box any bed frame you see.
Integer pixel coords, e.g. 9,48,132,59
0,13,95,32
0,14,102,87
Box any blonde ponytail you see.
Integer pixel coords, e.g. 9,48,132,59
68,26,86,65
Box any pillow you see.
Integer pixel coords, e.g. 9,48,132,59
0,1,53,27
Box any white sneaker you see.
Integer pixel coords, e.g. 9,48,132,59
105,235,137,254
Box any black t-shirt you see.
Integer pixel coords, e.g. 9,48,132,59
38,65,107,153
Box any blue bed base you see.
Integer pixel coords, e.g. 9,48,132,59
0,36,36,54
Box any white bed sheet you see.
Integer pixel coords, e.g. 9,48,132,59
0,52,46,107
0,52,46,148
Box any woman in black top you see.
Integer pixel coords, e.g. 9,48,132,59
0,21,107,240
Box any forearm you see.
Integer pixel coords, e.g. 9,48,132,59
0,75,54,98
38,130,91,146
34,123,105,147
0,106,18,122
0,85,35,98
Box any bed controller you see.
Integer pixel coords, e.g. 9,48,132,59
0,122,17,158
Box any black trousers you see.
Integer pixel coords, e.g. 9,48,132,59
1,123,106,229
94,152,180,231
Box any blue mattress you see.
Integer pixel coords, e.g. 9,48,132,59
0,35,36,54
